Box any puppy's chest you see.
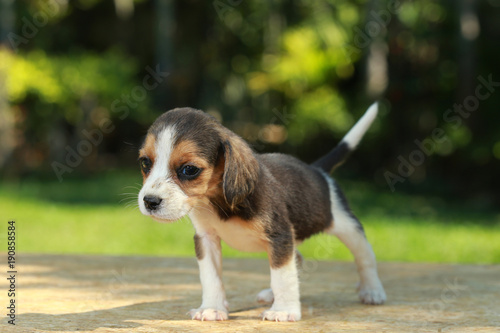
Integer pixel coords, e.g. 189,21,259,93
191,213,267,253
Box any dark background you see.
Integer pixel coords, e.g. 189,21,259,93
1,0,499,208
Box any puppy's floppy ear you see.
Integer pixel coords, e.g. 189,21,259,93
220,133,260,210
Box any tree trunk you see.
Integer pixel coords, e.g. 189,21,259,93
0,0,15,169
153,0,174,109
364,0,388,99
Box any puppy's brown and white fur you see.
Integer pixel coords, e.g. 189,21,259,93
138,103,386,322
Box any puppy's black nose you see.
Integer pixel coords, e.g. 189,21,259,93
143,195,162,211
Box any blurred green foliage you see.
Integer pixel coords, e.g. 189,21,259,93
1,49,140,120
250,13,357,142
0,47,149,173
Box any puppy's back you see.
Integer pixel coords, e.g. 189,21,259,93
258,153,333,240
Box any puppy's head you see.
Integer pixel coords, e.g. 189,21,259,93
138,108,259,222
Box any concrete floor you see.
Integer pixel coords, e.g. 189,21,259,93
3,254,499,332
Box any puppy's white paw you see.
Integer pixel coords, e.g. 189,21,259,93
358,284,387,305
256,288,274,304
188,308,228,321
261,309,301,322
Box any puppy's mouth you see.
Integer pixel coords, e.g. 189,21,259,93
150,215,182,223
140,204,191,223
143,210,189,223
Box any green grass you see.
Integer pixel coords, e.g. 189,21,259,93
1,171,499,263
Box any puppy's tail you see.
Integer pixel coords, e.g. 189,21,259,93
312,102,378,173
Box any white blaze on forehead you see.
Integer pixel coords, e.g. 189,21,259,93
146,125,177,186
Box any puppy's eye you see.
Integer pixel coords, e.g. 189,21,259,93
140,157,152,174
178,165,201,180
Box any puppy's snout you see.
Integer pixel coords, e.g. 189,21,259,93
143,195,162,211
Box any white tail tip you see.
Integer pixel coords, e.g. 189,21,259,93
342,102,378,149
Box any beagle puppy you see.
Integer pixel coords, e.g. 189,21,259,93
137,103,386,322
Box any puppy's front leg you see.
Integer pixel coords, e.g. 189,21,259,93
262,230,301,322
189,233,228,321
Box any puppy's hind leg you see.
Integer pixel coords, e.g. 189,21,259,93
256,288,274,304
325,179,386,305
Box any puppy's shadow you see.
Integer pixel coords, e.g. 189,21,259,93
17,300,197,332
